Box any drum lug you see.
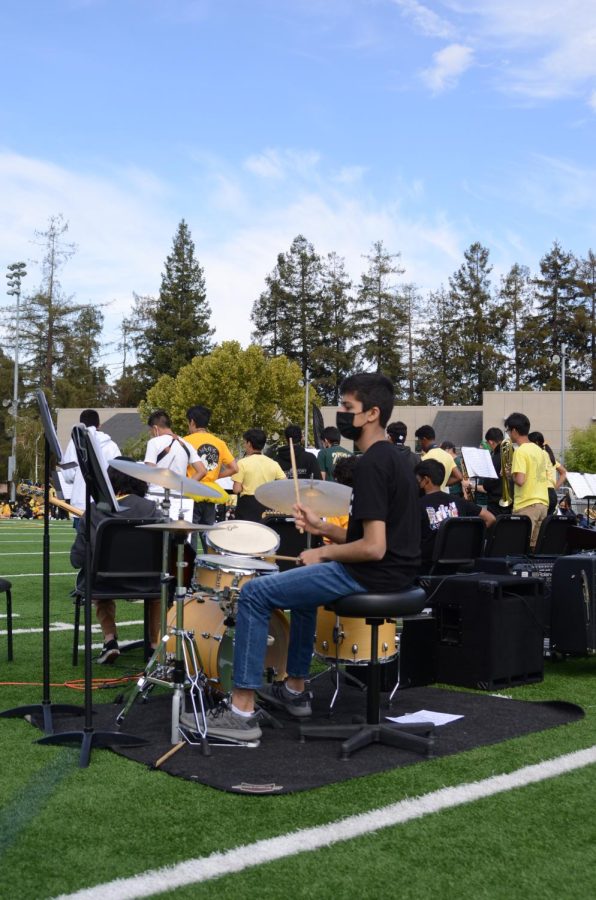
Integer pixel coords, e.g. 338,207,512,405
201,632,211,639
351,644,359,656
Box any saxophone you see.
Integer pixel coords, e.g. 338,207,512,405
499,440,514,507
459,456,474,501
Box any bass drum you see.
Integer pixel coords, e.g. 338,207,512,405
314,608,397,665
166,598,289,693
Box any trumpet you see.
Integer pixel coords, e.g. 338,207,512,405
499,440,514,508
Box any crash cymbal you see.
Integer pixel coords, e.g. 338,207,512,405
109,458,221,499
136,520,224,532
255,479,351,517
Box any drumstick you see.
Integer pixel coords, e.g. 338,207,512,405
288,437,303,533
154,741,185,768
263,553,301,563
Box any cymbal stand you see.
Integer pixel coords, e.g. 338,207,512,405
116,488,175,725
177,627,210,755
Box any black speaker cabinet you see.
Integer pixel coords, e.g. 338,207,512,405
551,553,596,656
430,574,545,690
346,615,437,692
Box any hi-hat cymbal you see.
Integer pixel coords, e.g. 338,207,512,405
109,458,221,499
136,520,224,533
255,479,352,517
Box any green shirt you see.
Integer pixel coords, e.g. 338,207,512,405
317,445,353,481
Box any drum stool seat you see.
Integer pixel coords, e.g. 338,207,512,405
300,586,435,759
0,577,13,661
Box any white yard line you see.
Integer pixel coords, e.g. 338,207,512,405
0,551,71,556
54,745,596,900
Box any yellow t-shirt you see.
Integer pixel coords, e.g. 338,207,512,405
512,442,549,510
232,454,286,496
184,431,235,483
421,447,456,491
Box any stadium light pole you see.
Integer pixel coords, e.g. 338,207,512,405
5,262,27,502
553,343,567,465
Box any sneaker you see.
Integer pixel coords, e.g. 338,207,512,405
96,639,120,665
180,703,262,743
256,681,312,718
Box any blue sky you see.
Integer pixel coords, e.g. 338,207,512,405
1,0,595,379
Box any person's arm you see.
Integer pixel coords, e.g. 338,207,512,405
293,503,347,545
513,472,526,486
555,462,567,490
446,466,463,486
480,508,496,528
232,480,242,495
190,460,208,481
219,459,239,478
299,519,386,566
231,465,244,495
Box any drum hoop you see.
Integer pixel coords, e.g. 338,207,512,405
195,554,278,575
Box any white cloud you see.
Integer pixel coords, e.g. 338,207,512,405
244,148,321,181
393,0,455,39
590,90,596,111
420,43,474,92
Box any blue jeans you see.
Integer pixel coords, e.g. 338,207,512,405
232,562,365,690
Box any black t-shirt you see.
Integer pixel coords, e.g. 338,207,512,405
275,445,322,480
419,491,481,563
344,439,420,592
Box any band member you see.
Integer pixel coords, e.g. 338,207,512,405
184,405,238,547
62,409,121,530
478,427,512,517
386,421,420,473
416,459,495,571
274,425,322,480
414,425,463,492
181,373,420,744
529,431,567,515
231,428,286,522
70,458,162,664
503,412,549,550
317,426,352,481
144,409,206,481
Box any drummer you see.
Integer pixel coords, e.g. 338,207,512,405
181,373,420,744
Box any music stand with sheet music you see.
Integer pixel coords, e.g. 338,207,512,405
0,389,82,733
37,424,146,767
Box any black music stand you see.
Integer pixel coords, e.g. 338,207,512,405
0,389,83,733
37,425,146,767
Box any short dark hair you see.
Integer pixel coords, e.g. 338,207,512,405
333,454,358,487
79,409,99,428
485,427,504,443
387,421,407,444
440,440,456,452
322,426,341,444
284,424,302,443
415,459,445,487
147,409,171,429
340,373,394,428
186,405,211,428
415,425,435,441
108,456,149,497
243,428,266,451
504,412,530,436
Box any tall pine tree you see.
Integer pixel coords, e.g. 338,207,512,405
448,241,506,404
311,251,355,403
351,240,406,384
136,220,214,385
576,250,596,390
499,263,533,390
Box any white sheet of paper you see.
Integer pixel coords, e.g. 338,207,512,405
386,709,464,727
461,447,497,479
567,472,594,499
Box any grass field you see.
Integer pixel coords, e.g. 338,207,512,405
1,518,596,900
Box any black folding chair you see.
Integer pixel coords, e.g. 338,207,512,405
534,515,570,556
484,515,531,558
425,517,486,577
72,517,163,665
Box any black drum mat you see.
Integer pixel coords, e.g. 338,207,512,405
32,682,584,794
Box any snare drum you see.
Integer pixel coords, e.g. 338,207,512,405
165,599,289,692
206,520,280,557
314,608,397,665
192,554,278,618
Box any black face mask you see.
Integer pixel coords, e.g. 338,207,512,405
336,411,364,441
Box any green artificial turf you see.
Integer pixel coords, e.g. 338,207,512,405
1,520,595,900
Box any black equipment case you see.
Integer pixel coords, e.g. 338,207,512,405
550,553,596,656
429,574,545,690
